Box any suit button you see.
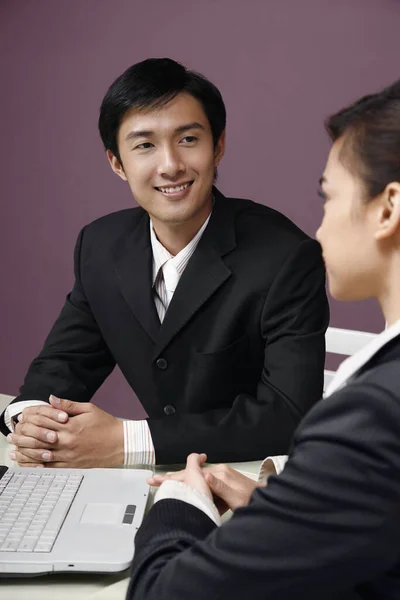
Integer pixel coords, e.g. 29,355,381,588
156,358,168,370
163,404,176,416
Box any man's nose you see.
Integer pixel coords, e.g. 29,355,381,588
157,147,185,179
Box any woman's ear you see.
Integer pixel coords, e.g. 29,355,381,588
374,182,400,241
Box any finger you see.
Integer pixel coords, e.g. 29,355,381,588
147,477,164,487
15,415,65,435
157,469,186,478
13,448,54,463
161,472,186,481
203,463,229,477
148,471,186,485
205,473,229,500
50,395,92,416
9,424,58,446
164,469,186,477
8,434,55,452
186,453,206,473
20,405,68,426
147,474,165,483
198,453,208,465
11,448,55,464
37,462,67,469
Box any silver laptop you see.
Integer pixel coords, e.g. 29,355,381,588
0,465,152,576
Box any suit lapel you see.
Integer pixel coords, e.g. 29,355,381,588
153,189,236,357
113,211,160,343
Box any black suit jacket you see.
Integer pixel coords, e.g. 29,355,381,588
0,189,328,463
128,334,400,600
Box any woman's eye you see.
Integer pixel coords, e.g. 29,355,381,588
318,189,328,202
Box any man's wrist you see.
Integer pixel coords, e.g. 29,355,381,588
123,419,156,466
110,418,125,466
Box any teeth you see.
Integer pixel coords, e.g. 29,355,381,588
158,182,191,194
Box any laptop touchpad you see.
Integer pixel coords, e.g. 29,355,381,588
80,503,125,525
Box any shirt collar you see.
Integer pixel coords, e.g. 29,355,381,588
150,211,212,286
325,319,400,397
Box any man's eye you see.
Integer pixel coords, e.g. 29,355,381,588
181,136,197,143
135,142,153,150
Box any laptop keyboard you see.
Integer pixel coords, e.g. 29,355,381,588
0,471,83,553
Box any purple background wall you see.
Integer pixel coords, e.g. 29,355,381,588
1,0,398,418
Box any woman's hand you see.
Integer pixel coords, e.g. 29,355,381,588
151,453,213,500
148,460,266,514
203,464,265,511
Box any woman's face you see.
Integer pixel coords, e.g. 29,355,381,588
316,138,380,301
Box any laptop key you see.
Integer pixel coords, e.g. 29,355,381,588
34,541,53,552
1,539,19,552
42,500,71,531
17,539,37,552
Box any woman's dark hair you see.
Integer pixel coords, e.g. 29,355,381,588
325,80,400,200
98,58,226,163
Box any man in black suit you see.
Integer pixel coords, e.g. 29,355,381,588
1,58,328,468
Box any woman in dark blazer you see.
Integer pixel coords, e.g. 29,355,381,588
127,80,400,600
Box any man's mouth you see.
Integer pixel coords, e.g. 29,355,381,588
154,181,194,194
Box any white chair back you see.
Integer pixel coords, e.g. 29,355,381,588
324,327,377,390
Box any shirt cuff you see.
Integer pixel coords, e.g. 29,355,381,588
258,455,289,483
123,419,155,466
154,480,221,526
5,400,49,432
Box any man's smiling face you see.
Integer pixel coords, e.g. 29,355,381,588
107,92,225,228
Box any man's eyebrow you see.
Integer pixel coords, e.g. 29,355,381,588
174,122,205,134
125,130,154,142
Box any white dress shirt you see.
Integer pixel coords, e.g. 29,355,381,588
154,319,400,521
5,212,212,467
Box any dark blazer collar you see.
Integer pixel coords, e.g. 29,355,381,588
204,186,237,256
113,210,161,343
113,187,237,350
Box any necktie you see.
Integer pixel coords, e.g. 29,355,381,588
162,260,180,307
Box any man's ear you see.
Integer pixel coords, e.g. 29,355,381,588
374,182,400,241
214,130,226,167
106,150,127,181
